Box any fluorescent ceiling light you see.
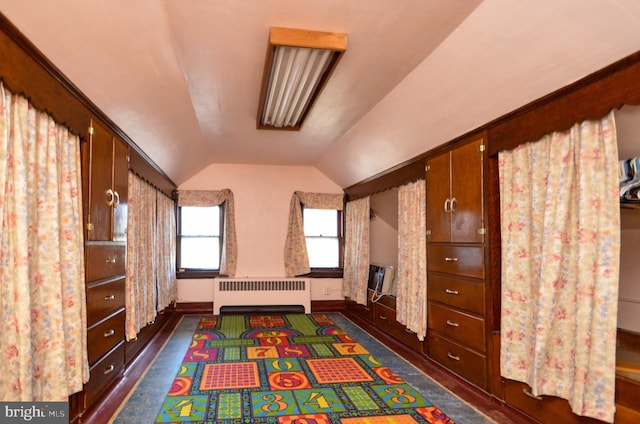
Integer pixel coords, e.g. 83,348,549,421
257,27,347,130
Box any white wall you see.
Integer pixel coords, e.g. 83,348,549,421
616,106,640,333
176,163,344,303
370,216,397,269
618,225,640,333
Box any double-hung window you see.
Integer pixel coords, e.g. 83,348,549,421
303,207,342,274
177,205,223,277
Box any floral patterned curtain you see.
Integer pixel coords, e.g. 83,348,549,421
156,191,177,311
342,196,370,305
177,189,237,276
284,191,344,277
0,83,88,400
126,172,157,340
396,179,427,340
499,111,620,422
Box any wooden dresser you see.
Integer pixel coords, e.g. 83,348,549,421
425,134,489,390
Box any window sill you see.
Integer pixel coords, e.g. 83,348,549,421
176,270,220,279
304,269,343,279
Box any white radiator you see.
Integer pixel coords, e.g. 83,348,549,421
213,278,311,314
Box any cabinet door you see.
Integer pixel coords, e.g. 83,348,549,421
426,152,452,243
450,138,484,243
112,137,128,242
87,120,115,241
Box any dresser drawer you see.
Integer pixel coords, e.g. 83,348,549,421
85,342,124,406
86,244,126,282
503,379,603,424
346,297,375,322
87,310,125,365
428,302,485,352
86,277,125,325
427,245,484,279
427,332,486,389
375,304,423,352
427,273,485,315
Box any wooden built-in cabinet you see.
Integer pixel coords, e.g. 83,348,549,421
345,290,423,352
0,17,178,423
343,51,640,423
81,118,129,411
85,119,128,242
425,134,489,391
425,138,485,244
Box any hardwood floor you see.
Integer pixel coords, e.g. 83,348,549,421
76,312,182,424
78,307,534,424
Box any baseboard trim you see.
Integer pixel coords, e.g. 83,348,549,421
311,299,345,312
175,300,345,314
175,302,213,314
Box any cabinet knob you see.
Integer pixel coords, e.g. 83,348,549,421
444,257,458,262
106,189,115,206
450,197,457,211
443,198,451,212
103,365,115,375
446,320,459,327
378,315,388,321
105,258,116,264
445,288,459,295
104,294,115,301
103,329,115,337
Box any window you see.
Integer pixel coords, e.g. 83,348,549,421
177,205,222,276
303,208,342,271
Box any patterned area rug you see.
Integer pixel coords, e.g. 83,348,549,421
155,314,454,423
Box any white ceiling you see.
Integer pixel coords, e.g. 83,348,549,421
1,0,640,188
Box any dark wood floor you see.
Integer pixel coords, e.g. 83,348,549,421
77,307,535,424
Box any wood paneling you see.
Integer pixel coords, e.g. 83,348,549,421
487,51,640,156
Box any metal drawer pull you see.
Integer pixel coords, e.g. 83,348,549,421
104,295,115,301
446,320,459,327
105,257,116,264
378,315,388,320
103,365,115,375
445,289,459,295
444,257,458,262
522,389,543,401
443,198,451,212
103,329,115,337
450,197,457,211
447,352,460,361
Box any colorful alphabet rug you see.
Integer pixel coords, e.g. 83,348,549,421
155,314,454,423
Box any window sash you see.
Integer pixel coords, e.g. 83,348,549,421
177,205,224,273
303,208,343,270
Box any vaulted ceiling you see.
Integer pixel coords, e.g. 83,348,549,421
2,0,640,188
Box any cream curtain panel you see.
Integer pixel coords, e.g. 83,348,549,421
126,172,158,340
284,191,344,277
342,196,370,305
156,191,177,312
0,83,88,400
396,179,427,340
499,111,620,422
126,173,178,341
177,189,237,276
